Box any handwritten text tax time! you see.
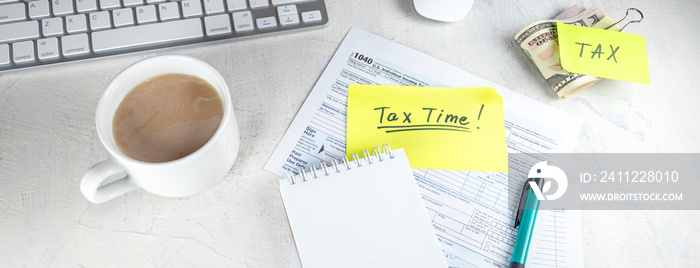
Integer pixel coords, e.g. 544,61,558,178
373,105,485,133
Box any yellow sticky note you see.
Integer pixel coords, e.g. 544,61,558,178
347,85,507,172
557,20,650,85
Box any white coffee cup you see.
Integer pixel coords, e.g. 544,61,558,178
81,55,240,203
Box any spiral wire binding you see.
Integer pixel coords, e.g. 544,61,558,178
310,164,318,179
331,158,341,173
285,144,394,184
383,144,395,159
350,152,361,167
285,170,295,185
297,166,307,182
343,156,352,170
373,147,383,161
361,150,373,164
320,163,329,176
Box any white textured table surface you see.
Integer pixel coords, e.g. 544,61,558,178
2,1,699,267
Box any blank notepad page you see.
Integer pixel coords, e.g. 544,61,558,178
279,148,447,268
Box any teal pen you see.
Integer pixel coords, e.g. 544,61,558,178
509,177,544,268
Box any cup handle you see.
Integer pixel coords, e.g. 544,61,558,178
80,158,138,203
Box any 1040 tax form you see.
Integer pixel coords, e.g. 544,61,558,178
266,27,584,268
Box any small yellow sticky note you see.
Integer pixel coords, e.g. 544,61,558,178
347,85,507,172
557,20,650,85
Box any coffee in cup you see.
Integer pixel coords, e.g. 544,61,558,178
81,55,240,203
112,73,223,163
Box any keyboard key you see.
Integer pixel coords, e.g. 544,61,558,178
89,11,111,30
279,14,298,26
145,0,165,4
0,3,26,23
158,2,180,21
301,10,321,22
135,5,157,23
271,0,310,5
249,0,267,8
231,11,253,32
256,16,276,29
29,1,51,19
204,14,231,37
12,41,35,64
181,0,202,18
99,0,121,9
122,0,142,7
0,44,9,66
76,0,98,13
113,8,134,27
277,5,297,16
226,0,245,11
92,18,203,53
203,0,224,15
52,0,75,15
42,17,64,37
37,37,60,61
66,14,88,33
0,21,39,43
61,33,90,57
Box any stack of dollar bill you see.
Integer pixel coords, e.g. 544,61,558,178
514,5,620,98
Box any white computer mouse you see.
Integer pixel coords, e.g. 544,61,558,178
413,0,475,22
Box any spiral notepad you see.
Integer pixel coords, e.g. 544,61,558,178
279,145,447,268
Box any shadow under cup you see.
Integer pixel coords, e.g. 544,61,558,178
84,55,240,203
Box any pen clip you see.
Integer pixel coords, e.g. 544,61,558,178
514,177,544,228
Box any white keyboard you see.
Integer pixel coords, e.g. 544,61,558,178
0,0,328,72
